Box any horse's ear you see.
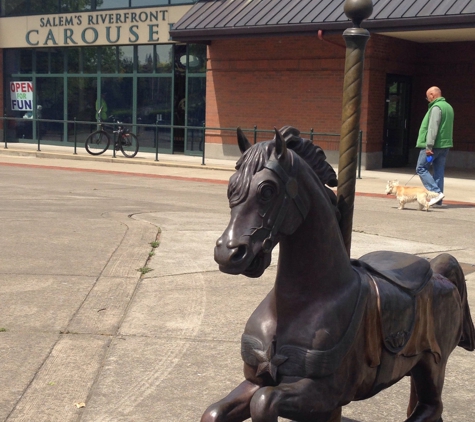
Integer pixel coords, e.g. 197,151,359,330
274,127,287,160
237,127,252,154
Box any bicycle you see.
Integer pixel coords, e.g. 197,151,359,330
85,108,139,158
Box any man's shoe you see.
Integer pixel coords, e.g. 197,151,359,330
429,193,445,206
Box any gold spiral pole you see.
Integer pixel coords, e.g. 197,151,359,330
337,0,373,257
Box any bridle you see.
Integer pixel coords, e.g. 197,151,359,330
249,152,309,253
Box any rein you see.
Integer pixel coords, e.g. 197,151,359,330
252,153,308,253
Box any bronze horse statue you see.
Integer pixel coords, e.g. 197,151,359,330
203,126,475,422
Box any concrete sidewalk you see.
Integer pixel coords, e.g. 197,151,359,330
0,143,474,422
1,142,474,203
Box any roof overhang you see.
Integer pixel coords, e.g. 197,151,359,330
170,0,475,44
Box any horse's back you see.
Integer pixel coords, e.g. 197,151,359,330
430,253,475,351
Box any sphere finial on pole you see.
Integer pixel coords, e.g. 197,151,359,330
337,0,373,257
344,0,373,28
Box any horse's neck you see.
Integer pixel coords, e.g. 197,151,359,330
276,180,354,299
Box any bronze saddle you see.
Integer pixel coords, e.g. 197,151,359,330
353,250,433,353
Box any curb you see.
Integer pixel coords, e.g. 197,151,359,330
0,147,236,173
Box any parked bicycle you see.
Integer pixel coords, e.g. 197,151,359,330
85,108,139,158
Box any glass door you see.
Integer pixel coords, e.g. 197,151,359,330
383,75,412,168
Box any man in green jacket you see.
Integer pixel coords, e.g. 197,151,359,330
416,86,454,206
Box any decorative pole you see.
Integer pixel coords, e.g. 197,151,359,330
337,0,373,257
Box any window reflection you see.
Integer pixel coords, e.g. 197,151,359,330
83,47,98,73
61,0,91,12
37,77,64,141
95,0,129,9
100,47,117,73
119,46,134,73
101,78,133,123
67,48,81,73
156,44,173,73
137,77,173,150
132,0,168,6
138,45,153,73
36,51,50,74
4,44,206,152
20,50,33,73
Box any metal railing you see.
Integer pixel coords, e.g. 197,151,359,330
1,115,362,176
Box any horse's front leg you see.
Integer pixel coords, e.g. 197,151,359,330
250,378,339,422
201,379,260,422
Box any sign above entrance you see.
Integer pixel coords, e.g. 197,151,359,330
0,5,192,48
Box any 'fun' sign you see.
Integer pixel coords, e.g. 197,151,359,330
10,81,33,111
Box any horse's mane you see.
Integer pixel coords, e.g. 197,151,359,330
280,125,337,188
228,126,339,222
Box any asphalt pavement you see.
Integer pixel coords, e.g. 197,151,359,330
0,143,474,422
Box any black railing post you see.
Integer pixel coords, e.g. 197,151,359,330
73,118,77,154
357,130,363,179
310,128,314,142
201,122,206,166
155,117,159,162
253,125,257,144
3,114,7,149
36,116,41,151
112,122,116,158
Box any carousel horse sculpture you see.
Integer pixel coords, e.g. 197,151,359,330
204,126,475,422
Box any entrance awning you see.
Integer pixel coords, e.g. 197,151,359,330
170,0,475,43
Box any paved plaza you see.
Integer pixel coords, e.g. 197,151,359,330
0,145,474,421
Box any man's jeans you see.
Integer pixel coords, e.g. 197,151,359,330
416,148,449,196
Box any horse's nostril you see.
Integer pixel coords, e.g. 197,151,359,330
216,237,223,247
231,244,247,262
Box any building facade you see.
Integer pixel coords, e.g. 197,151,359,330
2,1,475,169
1,0,206,155
171,0,475,169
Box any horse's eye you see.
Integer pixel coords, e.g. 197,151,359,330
258,182,276,201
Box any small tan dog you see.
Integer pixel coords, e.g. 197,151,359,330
385,180,439,211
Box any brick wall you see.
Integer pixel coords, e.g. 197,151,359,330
205,33,474,161
206,35,347,151
410,42,475,153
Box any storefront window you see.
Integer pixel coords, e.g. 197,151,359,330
101,77,133,123
51,49,65,73
83,47,99,74
137,45,154,73
118,46,134,74
61,0,92,12
67,77,96,136
36,51,50,74
20,50,33,74
137,76,172,151
4,44,206,154
100,47,118,74
156,44,173,73
95,0,129,9
67,48,81,74
132,0,168,6
30,0,57,14
187,44,207,73
1,0,27,16
37,77,64,141
185,76,206,154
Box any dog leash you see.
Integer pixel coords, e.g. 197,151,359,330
405,155,433,185
405,173,417,185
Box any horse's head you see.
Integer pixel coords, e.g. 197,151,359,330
215,128,310,278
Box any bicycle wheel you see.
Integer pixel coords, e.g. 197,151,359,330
119,132,139,158
85,130,110,155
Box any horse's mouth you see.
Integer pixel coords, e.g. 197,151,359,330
218,252,268,277
243,251,271,278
